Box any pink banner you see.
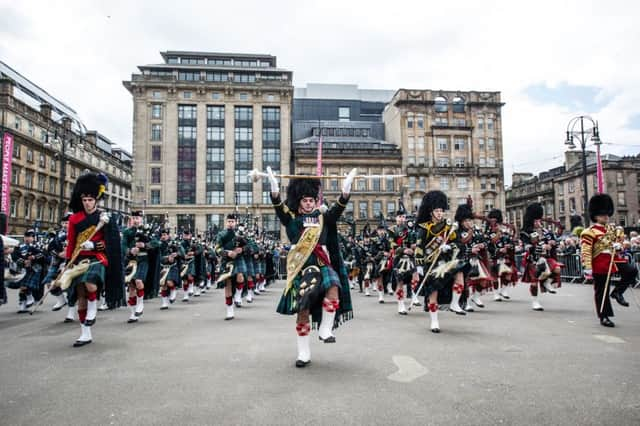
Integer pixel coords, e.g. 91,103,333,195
1,132,14,215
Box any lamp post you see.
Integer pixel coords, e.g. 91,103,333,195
564,115,601,227
45,116,86,223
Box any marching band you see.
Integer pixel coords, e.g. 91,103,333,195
1,170,637,367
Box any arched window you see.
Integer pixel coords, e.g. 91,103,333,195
434,96,448,113
452,96,465,113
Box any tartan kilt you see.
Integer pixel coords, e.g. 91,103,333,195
15,267,43,290
133,259,149,282
233,257,247,276
71,261,106,288
277,264,341,316
255,259,265,275
165,264,180,285
244,256,255,277
43,264,61,285
184,259,196,277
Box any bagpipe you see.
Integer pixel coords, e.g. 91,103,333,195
3,236,26,284
31,212,111,314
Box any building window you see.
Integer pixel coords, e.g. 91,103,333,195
568,182,575,193
338,107,350,122
183,91,192,99
206,169,224,184
262,107,280,122
359,201,368,219
477,116,484,130
386,201,395,216
234,128,253,142
437,158,450,167
49,177,56,193
152,104,162,119
25,170,34,189
559,200,565,214
479,157,486,167
373,201,382,218
417,115,424,129
440,177,450,190
207,105,225,121
409,176,416,190
207,127,225,142
487,138,496,150
151,146,162,162
262,148,280,163
237,191,252,204
457,177,468,189
490,177,497,190
434,96,448,112
36,203,44,220
487,118,494,131
234,148,253,162
150,190,161,205
39,153,46,167
37,174,45,192
437,137,448,151
487,157,496,167
386,177,395,192
24,199,32,219
263,128,280,143
617,172,624,185
152,91,162,99
557,183,564,195
178,71,201,81
206,73,229,82
207,147,224,162
484,197,495,213
452,96,465,113
372,178,381,191
10,198,17,217
407,116,414,129
570,197,576,211
618,191,626,206
212,92,222,100
480,177,487,190
329,179,338,191
434,116,448,126
48,205,55,222
13,143,21,158
151,124,162,141
619,214,627,227
151,167,161,184
27,149,34,163
454,138,465,150
206,191,224,204
235,106,253,121
357,178,366,192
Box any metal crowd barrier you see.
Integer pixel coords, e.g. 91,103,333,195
558,254,584,283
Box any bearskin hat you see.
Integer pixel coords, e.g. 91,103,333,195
569,214,583,230
416,190,448,224
226,213,237,220
523,202,544,232
487,208,503,224
454,203,474,223
69,172,108,213
588,193,614,222
285,177,321,212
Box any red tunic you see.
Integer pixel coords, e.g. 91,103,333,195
66,210,108,267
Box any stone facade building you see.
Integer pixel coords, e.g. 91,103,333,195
383,89,505,215
124,51,293,235
506,151,640,230
0,61,132,235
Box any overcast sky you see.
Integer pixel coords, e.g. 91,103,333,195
2,0,639,185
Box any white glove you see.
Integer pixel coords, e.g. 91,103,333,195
80,241,95,251
342,168,357,195
416,266,424,275
583,268,592,277
267,166,279,194
440,244,451,253
100,212,111,224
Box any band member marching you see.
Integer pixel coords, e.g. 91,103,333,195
65,172,122,347
581,194,623,327
414,190,464,333
268,167,356,367
520,203,554,311
389,201,418,315
10,229,46,313
485,209,518,301
158,228,184,309
215,214,246,320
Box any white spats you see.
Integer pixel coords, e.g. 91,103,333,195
52,293,67,311
17,300,27,313
169,289,177,303
25,294,35,308
86,299,97,323
532,297,544,311
135,296,144,316
296,334,311,363
318,299,337,342
246,289,254,303
429,311,440,333
471,294,485,308
225,304,234,320
398,299,407,315
127,306,138,323
65,305,76,322
233,288,243,307
387,355,429,383
73,324,92,347
160,297,169,310
450,290,465,314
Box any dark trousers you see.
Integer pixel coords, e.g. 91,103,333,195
593,273,614,319
614,262,637,294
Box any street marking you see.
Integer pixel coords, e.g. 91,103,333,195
593,335,626,344
388,355,428,383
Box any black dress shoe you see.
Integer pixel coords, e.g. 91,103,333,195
378,300,384,304
398,311,408,316
63,318,74,323
600,317,615,327
84,318,96,326
73,339,92,347
319,335,336,343
295,359,311,368
127,318,138,324
611,292,629,307
431,328,440,333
